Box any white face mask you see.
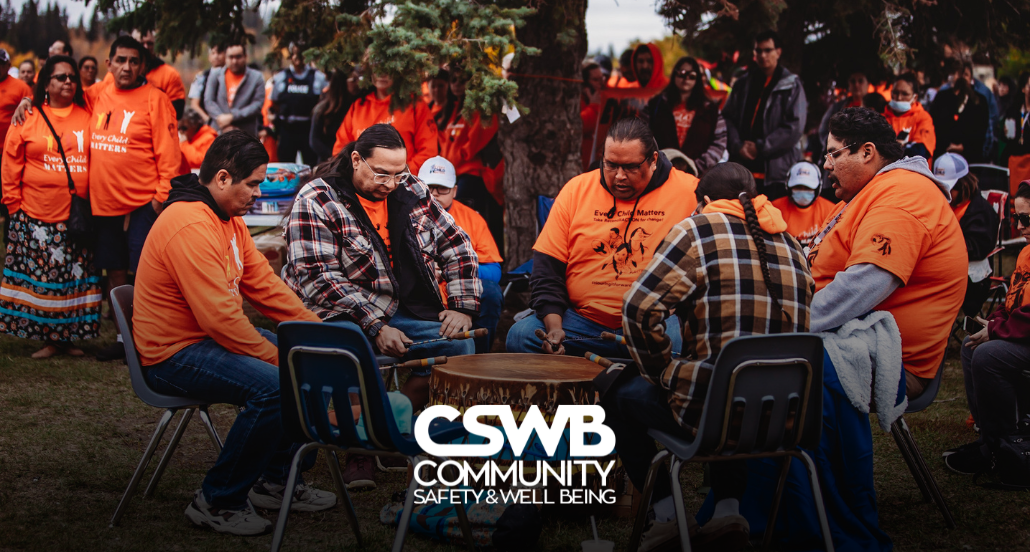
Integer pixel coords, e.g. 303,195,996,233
791,189,816,207
889,100,912,113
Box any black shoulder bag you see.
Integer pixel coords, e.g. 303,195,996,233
38,108,94,243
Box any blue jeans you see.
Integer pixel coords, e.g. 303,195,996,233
474,281,504,354
388,307,475,374
505,308,682,359
145,328,313,510
602,375,747,504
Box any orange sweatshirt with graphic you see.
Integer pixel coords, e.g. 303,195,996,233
133,200,321,367
89,83,182,216
438,110,506,206
0,76,33,147
2,104,91,222
179,125,217,169
332,93,438,174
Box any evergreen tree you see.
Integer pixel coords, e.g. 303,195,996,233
86,9,102,42
0,0,16,46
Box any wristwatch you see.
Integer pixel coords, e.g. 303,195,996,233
366,320,384,338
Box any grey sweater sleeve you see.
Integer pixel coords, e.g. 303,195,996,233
810,263,903,332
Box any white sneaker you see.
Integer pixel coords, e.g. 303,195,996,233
184,490,271,536
248,479,337,512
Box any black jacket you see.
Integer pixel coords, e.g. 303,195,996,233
959,191,999,262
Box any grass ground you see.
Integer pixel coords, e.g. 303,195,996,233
0,314,1027,551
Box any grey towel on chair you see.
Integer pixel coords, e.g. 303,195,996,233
820,311,908,432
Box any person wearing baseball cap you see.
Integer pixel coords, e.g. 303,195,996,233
770,161,836,247
934,152,998,317
418,156,503,354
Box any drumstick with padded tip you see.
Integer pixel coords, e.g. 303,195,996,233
406,328,488,348
584,351,615,368
534,328,627,344
380,356,448,370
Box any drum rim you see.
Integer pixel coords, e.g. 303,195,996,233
433,353,603,382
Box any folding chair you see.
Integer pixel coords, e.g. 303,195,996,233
500,195,556,297
273,321,474,552
108,285,232,527
627,334,833,552
886,358,956,528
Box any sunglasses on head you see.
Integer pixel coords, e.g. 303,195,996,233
50,73,77,83
1015,213,1030,227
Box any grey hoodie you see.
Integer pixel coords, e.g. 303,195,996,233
810,156,948,332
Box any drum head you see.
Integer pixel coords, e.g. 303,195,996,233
435,353,602,383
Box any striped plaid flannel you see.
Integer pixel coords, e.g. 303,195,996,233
622,212,814,434
283,177,481,336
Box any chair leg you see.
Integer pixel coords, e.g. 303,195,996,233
391,459,422,552
668,457,693,552
626,449,670,552
761,455,793,552
890,419,932,502
795,451,835,552
196,407,223,453
452,475,476,552
270,442,321,552
143,408,195,498
896,418,957,529
109,408,177,527
327,451,363,545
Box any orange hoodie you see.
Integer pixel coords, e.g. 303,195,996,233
179,125,217,169
133,199,321,367
89,83,182,216
611,44,668,91
332,92,439,174
884,102,936,164
438,109,506,206
2,104,91,222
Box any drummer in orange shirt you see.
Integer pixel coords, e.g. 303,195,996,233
770,161,836,248
419,156,503,354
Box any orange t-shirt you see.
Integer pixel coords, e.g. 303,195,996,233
672,104,695,146
0,76,33,146
2,104,91,222
133,201,321,367
438,110,506,206
1005,246,1030,312
357,194,391,260
225,69,245,107
332,92,439,175
89,83,182,216
179,125,217,169
146,64,186,102
439,199,503,298
884,102,936,165
770,195,837,247
533,168,700,328
807,168,967,378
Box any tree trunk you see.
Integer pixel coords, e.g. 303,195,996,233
497,0,588,270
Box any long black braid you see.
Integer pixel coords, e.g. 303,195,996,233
738,192,792,324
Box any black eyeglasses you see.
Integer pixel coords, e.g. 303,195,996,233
675,70,699,80
602,158,649,174
50,73,77,83
1015,213,1030,227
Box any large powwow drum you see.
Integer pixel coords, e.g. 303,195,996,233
427,353,629,515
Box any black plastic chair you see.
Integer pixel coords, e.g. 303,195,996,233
887,358,956,528
108,285,231,527
627,334,833,552
274,321,474,552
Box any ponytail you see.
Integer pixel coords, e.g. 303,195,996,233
738,192,793,325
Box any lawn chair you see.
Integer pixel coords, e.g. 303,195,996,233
627,334,833,552
500,195,556,297
886,358,956,529
108,285,232,527
273,321,474,552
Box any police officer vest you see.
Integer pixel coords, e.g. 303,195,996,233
277,68,320,123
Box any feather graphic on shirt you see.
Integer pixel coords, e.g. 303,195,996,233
120,110,136,134
72,130,84,153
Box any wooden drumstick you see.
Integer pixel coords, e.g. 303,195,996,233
535,328,627,344
380,356,448,370
584,351,615,368
599,331,627,344
407,328,488,347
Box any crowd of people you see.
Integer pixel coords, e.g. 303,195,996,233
0,26,1026,549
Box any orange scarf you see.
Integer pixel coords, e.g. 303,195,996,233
702,195,788,234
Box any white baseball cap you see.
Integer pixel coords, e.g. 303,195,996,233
787,162,822,189
933,152,969,192
418,156,457,188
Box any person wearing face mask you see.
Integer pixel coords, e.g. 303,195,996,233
818,71,868,158
884,72,936,164
931,59,990,163
770,161,836,247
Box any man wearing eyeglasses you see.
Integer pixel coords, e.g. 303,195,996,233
809,107,966,400
721,30,807,199
505,118,693,358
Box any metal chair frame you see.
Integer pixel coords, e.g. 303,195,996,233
272,322,475,552
108,285,237,528
626,334,834,552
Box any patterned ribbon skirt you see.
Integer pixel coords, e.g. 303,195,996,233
0,211,101,342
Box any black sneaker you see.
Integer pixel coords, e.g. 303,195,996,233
96,341,126,362
943,441,990,475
